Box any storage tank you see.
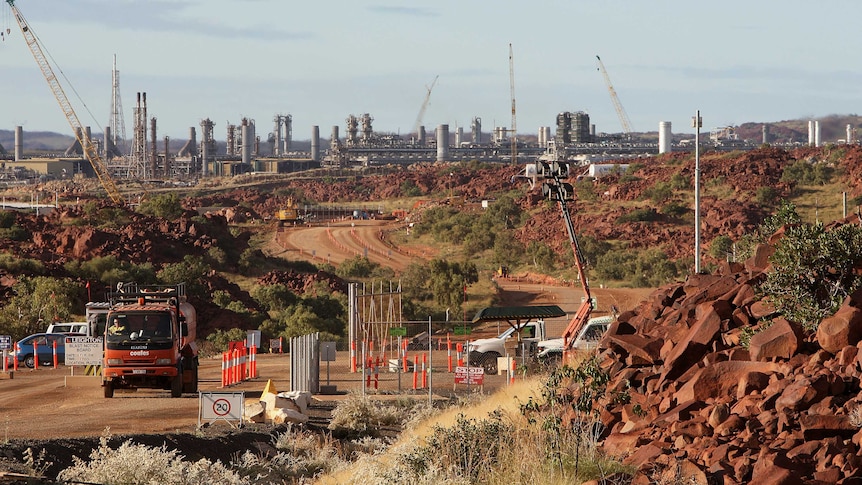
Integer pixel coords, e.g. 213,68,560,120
14,125,23,161
658,121,672,154
808,120,816,147
436,124,449,162
311,125,320,162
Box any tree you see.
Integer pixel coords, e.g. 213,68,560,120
156,255,211,297
427,259,478,314
760,222,862,329
0,277,80,338
138,193,184,220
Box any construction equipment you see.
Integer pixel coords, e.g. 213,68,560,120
102,283,198,398
536,160,594,361
276,197,303,226
412,75,439,136
596,55,634,136
509,43,517,163
6,0,123,204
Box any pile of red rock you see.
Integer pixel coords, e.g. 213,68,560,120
581,219,862,484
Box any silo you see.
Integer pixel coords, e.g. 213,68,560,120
418,126,426,146
762,124,769,144
311,125,320,162
658,121,672,154
241,118,253,166
848,124,854,145
436,124,449,162
542,126,551,147
808,120,816,146
455,127,463,146
537,127,545,147
330,125,339,149
814,121,821,147
14,125,23,161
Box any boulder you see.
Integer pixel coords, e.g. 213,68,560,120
817,304,862,354
749,318,800,361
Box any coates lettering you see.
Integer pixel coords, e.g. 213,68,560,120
129,350,150,356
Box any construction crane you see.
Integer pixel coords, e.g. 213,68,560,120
412,75,439,136
509,43,517,164
596,55,634,135
6,0,123,204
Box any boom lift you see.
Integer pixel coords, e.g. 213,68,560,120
6,0,123,204
537,160,593,360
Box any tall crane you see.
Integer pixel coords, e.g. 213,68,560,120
412,75,438,136
509,43,517,164
6,0,123,204
596,55,634,135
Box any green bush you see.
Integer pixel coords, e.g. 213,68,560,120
616,208,660,223
755,186,781,206
138,193,185,220
709,235,734,260
780,160,834,186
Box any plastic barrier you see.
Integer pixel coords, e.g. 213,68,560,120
350,341,357,373
33,341,38,370
53,340,58,368
447,334,452,373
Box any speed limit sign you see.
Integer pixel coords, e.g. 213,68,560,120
199,392,244,427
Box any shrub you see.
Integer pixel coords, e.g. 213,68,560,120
755,186,781,206
57,436,248,485
709,234,734,260
616,207,660,223
138,193,185,220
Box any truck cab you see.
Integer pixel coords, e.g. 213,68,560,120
467,320,546,374
536,315,614,362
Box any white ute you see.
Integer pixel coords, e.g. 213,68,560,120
536,316,614,361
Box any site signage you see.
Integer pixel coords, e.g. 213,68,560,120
64,336,103,366
454,366,484,385
0,335,11,351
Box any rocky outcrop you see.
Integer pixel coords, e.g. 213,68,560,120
575,223,862,483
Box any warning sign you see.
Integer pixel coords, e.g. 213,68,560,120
454,366,484,385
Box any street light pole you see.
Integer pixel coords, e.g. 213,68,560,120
692,110,702,274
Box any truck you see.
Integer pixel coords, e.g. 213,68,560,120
46,322,90,335
536,315,614,362
101,283,198,398
467,320,547,374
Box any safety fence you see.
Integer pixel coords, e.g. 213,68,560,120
221,341,259,387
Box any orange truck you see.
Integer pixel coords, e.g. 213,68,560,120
102,283,198,398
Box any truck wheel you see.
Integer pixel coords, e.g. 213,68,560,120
24,355,34,369
171,368,183,398
482,352,500,375
104,382,114,398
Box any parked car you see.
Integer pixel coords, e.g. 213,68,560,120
6,333,72,368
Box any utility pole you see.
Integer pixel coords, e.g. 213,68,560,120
692,110,702,273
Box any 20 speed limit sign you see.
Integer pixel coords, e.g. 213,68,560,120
199,392,244,425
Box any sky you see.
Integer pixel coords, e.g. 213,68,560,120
1,0,861,142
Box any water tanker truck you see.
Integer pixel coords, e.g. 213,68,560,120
102,283,198,398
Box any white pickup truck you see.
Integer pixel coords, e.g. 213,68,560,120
536,315,614,361
467,320,547,374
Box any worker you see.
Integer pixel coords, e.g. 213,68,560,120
108,318,126,335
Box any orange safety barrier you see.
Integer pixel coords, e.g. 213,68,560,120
374,357,380,390
365,357,371,388
350,341,357,373
53,340,58,368
13,343,18,371
422,353,427,388
221,352,228,387
412,354,419,390
456,342,464,367
447,334,452,373
33,341,38,370
249,345,257,379
510,358,516,385
402,338,408,373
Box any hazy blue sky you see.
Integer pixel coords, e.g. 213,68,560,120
2,0,860,141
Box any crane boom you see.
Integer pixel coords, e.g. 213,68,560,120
537,161,593,354
596,55,634,135
413,75,438,136
7,0,123,204
509,43,517,163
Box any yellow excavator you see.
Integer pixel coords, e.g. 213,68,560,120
276,198,303,226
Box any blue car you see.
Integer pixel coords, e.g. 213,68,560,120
7,333,70,368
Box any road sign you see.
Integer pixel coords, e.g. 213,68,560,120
454,366,484,385
64,336,103,366
0,335,11,351
389,327,407,337
453,326,471,335
199,391,244,428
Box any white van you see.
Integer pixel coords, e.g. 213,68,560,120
46,322,90,335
